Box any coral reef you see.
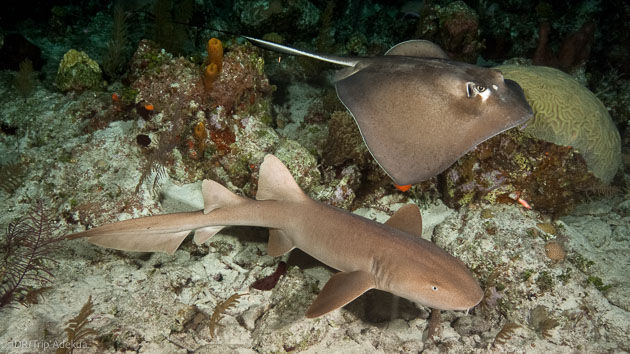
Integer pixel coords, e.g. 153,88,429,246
234,0,320,37
55,49,102,92
442,129,600,216
102,4,130,79
1,1,629,352
324,110,369,167
497,64,621,183
436,1,484,63
533,22,596,73
413,1,483,63
206,43,274,114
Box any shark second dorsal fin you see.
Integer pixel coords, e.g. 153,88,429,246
197,179,247,246
202,179,245,214
384,40,449,59
256,155,307,202
305,270,375,318
384,204,423,237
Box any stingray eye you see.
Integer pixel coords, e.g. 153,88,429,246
466,82,491,101
432,286,439,291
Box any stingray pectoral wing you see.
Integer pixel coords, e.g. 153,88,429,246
335,58,490,185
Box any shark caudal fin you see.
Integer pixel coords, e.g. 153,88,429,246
195,179,247,245
66,213,199,255
66,180,246,255
256,155,307,256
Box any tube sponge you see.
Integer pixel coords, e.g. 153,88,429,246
207,38,223,72
204,63,219,90
203,38,223,91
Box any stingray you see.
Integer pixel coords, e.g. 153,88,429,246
245,37,533,185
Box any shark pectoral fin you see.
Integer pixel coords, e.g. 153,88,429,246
305,270,375,318
384,204,423,237
267,229,294,257
87,230,191,255
193,226,225,245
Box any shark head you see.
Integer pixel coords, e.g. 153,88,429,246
384,238,484,311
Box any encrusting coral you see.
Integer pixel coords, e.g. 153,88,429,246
496,64,621,183
544,241,566,262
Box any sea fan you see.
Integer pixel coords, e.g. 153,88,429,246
56,296,98,354
0,202,64,307
493,322,521,347
208,293,247,338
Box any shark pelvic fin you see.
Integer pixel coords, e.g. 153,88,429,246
267,229,295,256
305,270,375,318
256,155,307,202
193,226,225,245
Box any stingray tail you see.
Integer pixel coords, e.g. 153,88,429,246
244,36,359,67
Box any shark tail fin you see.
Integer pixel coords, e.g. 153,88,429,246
196,179,247,245
256,155,307,202
66,213,199,255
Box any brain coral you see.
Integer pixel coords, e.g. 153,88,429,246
496,65,621,183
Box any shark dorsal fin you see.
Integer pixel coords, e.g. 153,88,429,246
256,154,307,202
384,204,423,237
384,40,449,59
202,179,245,214
305,270,375,318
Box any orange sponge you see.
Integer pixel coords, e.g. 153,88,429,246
204,63,219,90
207,38,223,72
